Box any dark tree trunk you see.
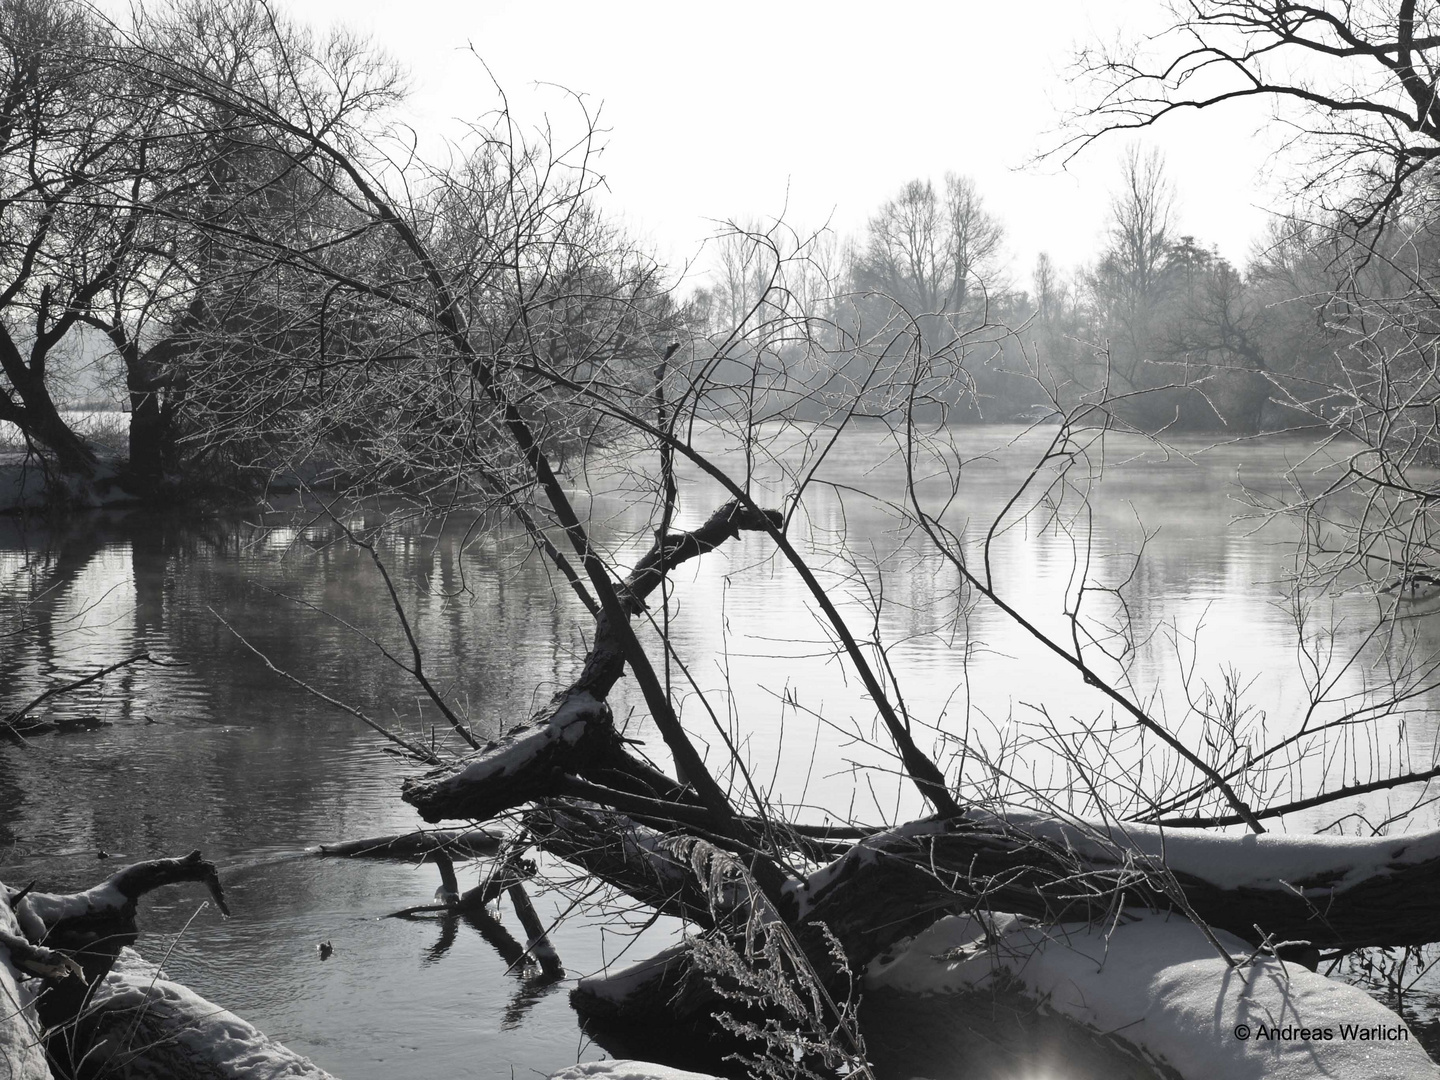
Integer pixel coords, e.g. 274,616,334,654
0,330,97,479
126,388,167,490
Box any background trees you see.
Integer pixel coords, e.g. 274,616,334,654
1067,0,1440,602
848,173,1004,351
0,0,137,478
0,0,403,497
7,0,1425,504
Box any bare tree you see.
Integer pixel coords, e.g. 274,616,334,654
0,0,403,496
852,173,1003,349
1099,146,1175,313
1032,250,1062,321
0,0,134,478
1068,0,1440,228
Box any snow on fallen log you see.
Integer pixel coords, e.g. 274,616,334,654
14,849,229,946
0,893,54,1080
403,690,617,822
795,811,1440,953
867,911,1440,1080
986,806,1440,893
71,947,339,1079
550,1062,723,1080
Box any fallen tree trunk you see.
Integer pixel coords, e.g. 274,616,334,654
806,811,1440,953
531,802,1440,977
391,491,1440,1067
15,850,229,978
312,828,501,859
400,676,1440,1062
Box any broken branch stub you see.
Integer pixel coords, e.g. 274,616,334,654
15,849,229,950
402,690,618,822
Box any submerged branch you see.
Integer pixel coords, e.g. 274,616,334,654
211,607,443,765
1,652,177,737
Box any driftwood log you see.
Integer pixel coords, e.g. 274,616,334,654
312,827,501,859
15,850,229,979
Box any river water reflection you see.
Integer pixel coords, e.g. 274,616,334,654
3,422,1439,1078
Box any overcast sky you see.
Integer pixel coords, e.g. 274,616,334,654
283,0,1291,293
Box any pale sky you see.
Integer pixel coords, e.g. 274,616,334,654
283,0,1292,293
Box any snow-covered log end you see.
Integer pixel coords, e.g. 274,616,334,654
550,1062,723,1080
402,690,612,823
72,948,339,1079
867,911,1440,1080
0,897,51,1080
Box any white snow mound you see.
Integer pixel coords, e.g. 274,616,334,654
866,911,1440,1080
550,1063,723,1080
0,893,51,1080
80,948,339,1079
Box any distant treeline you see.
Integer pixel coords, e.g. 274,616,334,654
688,147,1421,436
2,0,1432,508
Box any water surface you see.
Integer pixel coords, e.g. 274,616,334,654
3,423,1437,1077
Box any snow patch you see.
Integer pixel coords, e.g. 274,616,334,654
0,890,51,1080
985,807,1440,893
78,947,339,1078
550,1061,723,1080
867,911,1440,1080
17,881,129,940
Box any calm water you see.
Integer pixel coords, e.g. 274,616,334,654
3,422,1438,1078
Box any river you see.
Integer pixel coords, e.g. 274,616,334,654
3,422,1438,1078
